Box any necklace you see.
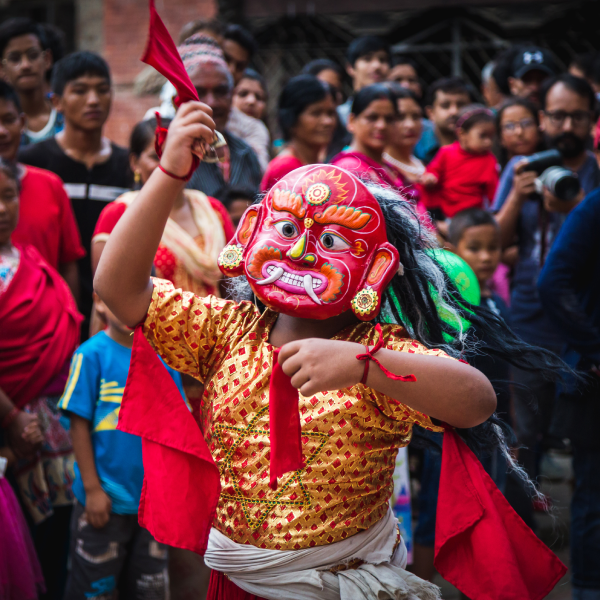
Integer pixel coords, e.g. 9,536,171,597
383,152,425,176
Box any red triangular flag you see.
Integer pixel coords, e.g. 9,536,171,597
435,428,567,599
118,327,220,554
142,0,198,104
268,349,304,490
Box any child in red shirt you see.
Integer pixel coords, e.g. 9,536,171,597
420,105,499,219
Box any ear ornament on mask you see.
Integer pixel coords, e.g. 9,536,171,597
351,287,380,321
218,244,244,273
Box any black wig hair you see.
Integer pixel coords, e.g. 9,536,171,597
351,83,398,117
346,36,390,67
448,208,498,247
368,185,571,461
0,80,22,113
130,117,172,157
51,51,111,97
540,73,596,112
0,18,47,57
278,75,333,141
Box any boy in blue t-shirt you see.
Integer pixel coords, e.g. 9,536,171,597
59,293,185,600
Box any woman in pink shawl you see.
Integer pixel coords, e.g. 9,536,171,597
332,84,432,228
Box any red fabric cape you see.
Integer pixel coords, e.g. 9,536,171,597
435,428,567,599
0,244,81,408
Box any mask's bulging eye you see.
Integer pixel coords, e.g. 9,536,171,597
320,232,351,251
274,220,299,239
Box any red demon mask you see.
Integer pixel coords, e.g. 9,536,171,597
218,165,399,320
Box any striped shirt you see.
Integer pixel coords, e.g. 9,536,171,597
19,137,132,327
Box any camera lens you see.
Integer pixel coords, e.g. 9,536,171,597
539,166,580,202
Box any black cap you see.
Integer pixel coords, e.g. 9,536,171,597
512,47,557,79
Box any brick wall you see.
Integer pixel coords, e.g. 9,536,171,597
102,0,217,146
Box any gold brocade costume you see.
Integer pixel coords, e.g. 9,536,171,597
143,279,446,550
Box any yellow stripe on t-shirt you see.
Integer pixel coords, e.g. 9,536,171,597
59,353,83,410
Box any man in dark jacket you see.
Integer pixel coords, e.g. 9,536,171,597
538,188,600,600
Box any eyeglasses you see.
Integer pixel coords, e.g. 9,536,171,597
502,118,536,133
544,110,592,127
2,48,44,66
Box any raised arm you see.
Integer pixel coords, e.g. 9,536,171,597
94,102,215,326
494,160,536,248
279,338,496,429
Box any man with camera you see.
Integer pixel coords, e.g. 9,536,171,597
492,73,600,523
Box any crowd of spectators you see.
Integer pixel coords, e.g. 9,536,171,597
1,12,600,600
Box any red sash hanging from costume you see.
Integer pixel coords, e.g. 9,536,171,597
118,328,220,554
0,244,81,408
435,427,567,600
268,348,304,490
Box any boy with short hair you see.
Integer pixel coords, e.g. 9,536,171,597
449,208,511,428
59,293,185,600
415,77,472,164
0,17,63,145
19,51,133,336
337,36,390,126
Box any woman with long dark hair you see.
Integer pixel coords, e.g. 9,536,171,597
331,84,404,188
261,74,337,191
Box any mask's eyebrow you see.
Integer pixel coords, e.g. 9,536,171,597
313,205,371,230
271,189,306,219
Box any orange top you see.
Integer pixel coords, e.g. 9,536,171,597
143,278,446,549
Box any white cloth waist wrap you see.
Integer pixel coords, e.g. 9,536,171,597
204,508,441,600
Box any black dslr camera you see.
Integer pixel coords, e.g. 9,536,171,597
520,149,581,202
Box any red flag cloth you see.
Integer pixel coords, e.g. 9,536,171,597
141,0,200,178
142,0,198,104
435,428,567,600
117,327,220,554
268,348,304,490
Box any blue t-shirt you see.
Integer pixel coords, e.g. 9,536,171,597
414,119,439,165
58,331,186,514
492,151,600,346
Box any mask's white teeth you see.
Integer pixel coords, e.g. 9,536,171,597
304,274,321,305
257,266,284,286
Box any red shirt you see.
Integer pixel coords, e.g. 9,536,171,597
12,165,85,269
420,141,499,218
